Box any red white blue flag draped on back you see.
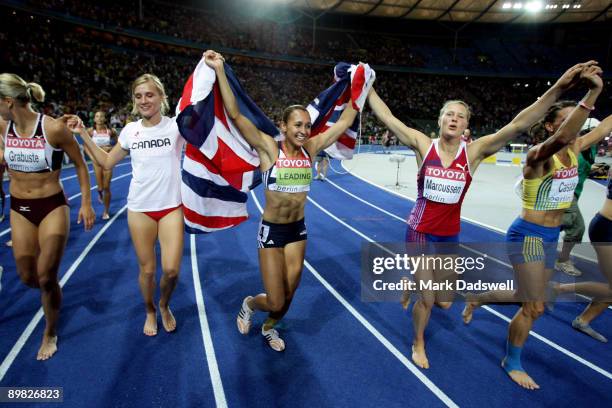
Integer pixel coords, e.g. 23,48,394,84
176,61,276,233
176,59,374,233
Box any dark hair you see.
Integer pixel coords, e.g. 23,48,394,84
282,105,308,124
529,100,577,143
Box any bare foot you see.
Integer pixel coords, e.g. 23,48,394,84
143,312,158,336
462,301,479,324
102,213,110,220
37,335,58,361
502,359,540,390
411,344,430,369
159,305,176,333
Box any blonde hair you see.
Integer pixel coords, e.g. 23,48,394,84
0,73,45,104
130,74,169,116
438,100,471,123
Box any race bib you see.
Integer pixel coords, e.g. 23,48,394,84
423,166,467,204
4,136,48,172
272,157,312,193
93,135,111,147
548,167,578,204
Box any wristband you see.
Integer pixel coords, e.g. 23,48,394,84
579,101,595,111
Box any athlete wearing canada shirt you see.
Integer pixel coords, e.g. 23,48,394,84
367,61,596,371
118,116,184,212
74,74,184,338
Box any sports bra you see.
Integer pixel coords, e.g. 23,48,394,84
262,142,312,193
3,114,63,173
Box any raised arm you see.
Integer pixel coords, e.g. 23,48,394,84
367,88,431,155
204,50,276,166
305,104,358,156
45,117,95,230
527,64,603,165
469,61,595,165
576,114,612,152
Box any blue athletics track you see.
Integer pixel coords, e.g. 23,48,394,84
0,153,610,408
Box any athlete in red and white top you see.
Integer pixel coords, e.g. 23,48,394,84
367,62,593,370
74,74,185,337
83,110,117,220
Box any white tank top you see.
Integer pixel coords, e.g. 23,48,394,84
92,128,112,147
118,116,185,211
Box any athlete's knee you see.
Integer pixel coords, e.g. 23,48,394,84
37,275,59,292
18,270,38,288
162,267,179,279
15,258,38,287
436,301,453,310
139,267,156,278
522,302,545,319
266,296,285,313
418,298,435,310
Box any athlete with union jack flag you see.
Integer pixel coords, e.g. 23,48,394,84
203,50,374,351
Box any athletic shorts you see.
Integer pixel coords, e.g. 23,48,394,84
405,226,459,255
560,197,585,243
143,205,182,222
506,217,560,269
315,151,329,163
11,191,68,226
257,218,307,249
588,213,612,243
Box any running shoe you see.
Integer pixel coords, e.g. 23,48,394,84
555,260,582,277
261,326,285,352
236,296,254,334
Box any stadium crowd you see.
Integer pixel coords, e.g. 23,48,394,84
2,2,610,146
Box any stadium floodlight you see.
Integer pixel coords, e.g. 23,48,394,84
562,4,570,8
502,2,512,8
525,1,543,12
513,3,523,9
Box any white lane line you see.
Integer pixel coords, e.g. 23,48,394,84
326,176,611,310
339,160,598,264
326,178,406,223
0,205,128,382
0,171,132,238
320,178,612,376
340,160,507,234
190,234,228,408
249,191,458,408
